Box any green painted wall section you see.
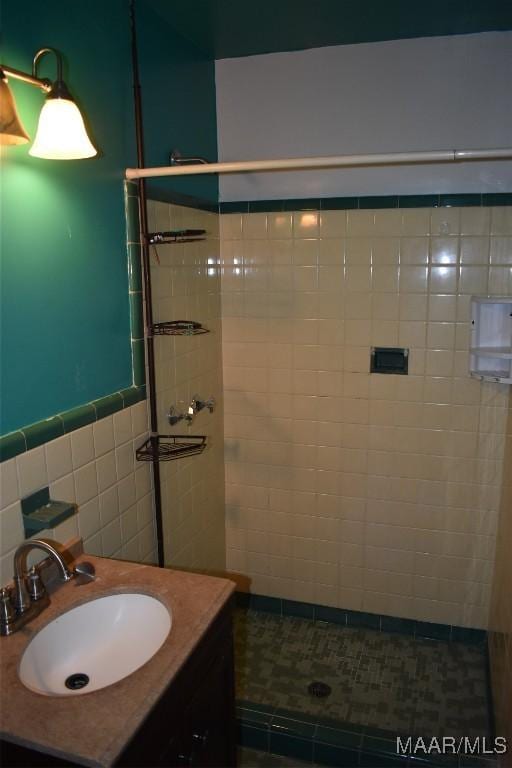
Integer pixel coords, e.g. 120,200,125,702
1,0,219,436
136,2,218,203
1,0,135,436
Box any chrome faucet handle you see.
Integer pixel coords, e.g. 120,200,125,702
26,565,46,601
191,395,216,414
73,561,96,584
168,403,194,426
13,575,31,614
0,588,15,630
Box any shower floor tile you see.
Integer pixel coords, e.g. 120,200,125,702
234,608,490,740
239,747,315,767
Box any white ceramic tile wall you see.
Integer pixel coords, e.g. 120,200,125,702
221,205,512,628
147,201,225,572
0,401,156,585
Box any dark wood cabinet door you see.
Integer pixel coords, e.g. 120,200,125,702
175,647,235,768
118,599,236,768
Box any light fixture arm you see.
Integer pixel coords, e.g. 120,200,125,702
0,64,51,93
32,48,62,87
0,53,53,94
0,48,66,94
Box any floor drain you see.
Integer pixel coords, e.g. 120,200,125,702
308,681,332,698
65,673,90,690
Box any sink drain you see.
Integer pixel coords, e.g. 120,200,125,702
308,681,332,698
65,673,90,690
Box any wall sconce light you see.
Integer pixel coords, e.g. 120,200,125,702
0,47,97,160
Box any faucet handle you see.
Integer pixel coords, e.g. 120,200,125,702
26,566,46,601
73,561,96,584
191,395,216,414
13,575,31,614
0,588,15,629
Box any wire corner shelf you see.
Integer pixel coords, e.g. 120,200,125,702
147,229,206,244
151,320,210,336
136,434,207,462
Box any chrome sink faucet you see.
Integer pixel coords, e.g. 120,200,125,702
0,539,95,636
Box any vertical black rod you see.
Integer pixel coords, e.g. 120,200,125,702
129,0,165,567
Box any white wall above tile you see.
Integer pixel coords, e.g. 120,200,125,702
216,32,512,200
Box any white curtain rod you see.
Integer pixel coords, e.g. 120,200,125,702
125,148,512,180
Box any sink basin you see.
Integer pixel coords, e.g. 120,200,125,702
19,593,171,696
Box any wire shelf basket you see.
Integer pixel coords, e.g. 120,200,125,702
147,229,206,244
136,435,207,462
151,320,210,336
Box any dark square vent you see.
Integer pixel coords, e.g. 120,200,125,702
370,347,409,375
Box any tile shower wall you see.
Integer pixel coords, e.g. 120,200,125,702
147,200,225,572
489,391,512,762
221,205,512,628
0,401,156,584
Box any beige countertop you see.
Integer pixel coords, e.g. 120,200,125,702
0,554,235,767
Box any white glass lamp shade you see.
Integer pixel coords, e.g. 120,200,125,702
29,96,97,160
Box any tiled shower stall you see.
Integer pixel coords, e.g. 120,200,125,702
140,198,511,633
136,196,509,762
221,203,511,629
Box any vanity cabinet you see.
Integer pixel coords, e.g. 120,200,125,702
1,599,236,768
118,599,236,768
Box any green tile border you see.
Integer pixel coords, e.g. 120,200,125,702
219,191,512,214
92,393,124,420
237,700,483,767
0,183,147,464
60,404,97,433
483,193,512,206
0,431,26,462
0,385,146,462
127,244,142,292
129,293,144,341
119,386,144,408
24,417,64,451
131,339,146,387
125,182,146,390
235,592,487,645
359,195,399,209
125,186,140,245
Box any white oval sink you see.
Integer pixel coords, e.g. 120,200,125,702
19,593,171,696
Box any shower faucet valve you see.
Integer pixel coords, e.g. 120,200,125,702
192,395,216,414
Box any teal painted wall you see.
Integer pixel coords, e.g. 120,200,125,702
136,2,218,203
1,0,134,435
1,0,219,436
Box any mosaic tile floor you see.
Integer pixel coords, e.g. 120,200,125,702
239,747,313,767
235,609,491,740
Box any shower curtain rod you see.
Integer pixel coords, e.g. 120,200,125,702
125,147,512,180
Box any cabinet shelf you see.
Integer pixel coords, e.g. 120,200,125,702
470,296,512,384
471,370,512,383
470,347,512,359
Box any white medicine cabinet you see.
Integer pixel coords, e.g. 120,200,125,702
470,296,512,384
